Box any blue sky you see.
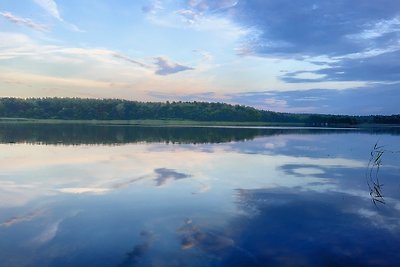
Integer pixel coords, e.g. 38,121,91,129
0,0,399,115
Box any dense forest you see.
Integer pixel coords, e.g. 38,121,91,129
0,97,399,125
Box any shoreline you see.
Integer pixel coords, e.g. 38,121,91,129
1,118,399,129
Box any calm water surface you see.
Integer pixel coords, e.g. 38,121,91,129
1,124,400,267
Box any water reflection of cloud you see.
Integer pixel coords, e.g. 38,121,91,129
293,145,323,152
58,187,111,194
118,230,154,267
177,219,260,265
112,175,150,189
191,183,211,195
276,162,400,204
356,208,400,232
56,168,193,195
154,168,191,186
228,187,400,266
177,219,235,253
31,210,82,245
0,208,45,227
0,140,368,211
279,164,331,178
57,174,151,195
0,180,55,208
34,220,62,244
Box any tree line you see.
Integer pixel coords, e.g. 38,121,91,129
0,97,399,125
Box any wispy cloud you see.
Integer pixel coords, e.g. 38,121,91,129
0,11,48,32
33,0,62,20
193,49,213,61
154,57,194,75
33,0,84,32
282,50,400,83
141,0,163,14
64,22,85,32
176,9,200,24
175,0,239,26
0,33,146,68
184,0,238,16
113,53,150,68
346,16,400,40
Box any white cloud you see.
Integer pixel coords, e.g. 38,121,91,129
33,0,62,20
143,1,249,43
64,21,85,33
0,11,49,32
347,16,400,40
173,0,240,27
0,71,127,89
193,49,213,61
0,32,211,99
142,0,163,14
33,0,84,32
0,33,146,67
0,32,57,59
186,0,238,13
176,9,200,24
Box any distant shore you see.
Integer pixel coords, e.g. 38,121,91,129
1,98,399,127
1,118,399,128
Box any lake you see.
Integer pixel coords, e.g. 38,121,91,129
1,124,400,267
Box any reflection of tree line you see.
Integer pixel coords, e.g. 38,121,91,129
0,124,261,145
1,124,400,145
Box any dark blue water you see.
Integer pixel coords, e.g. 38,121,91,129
1,125,399,267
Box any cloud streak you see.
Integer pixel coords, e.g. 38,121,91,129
33,0,62,20
176,0,239,25
283,50,400,83
113,53,150,69
0,11,48,32
33,0,84,32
